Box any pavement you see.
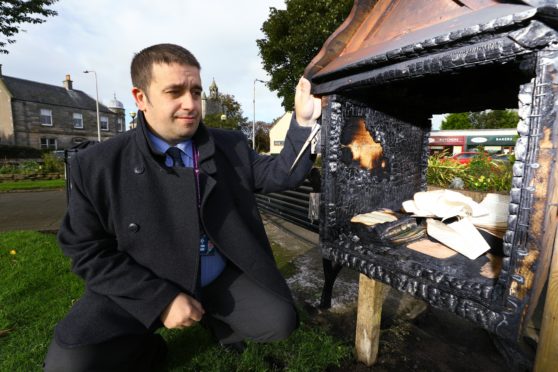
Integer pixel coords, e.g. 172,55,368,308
0,189,529,371
0,189,66,232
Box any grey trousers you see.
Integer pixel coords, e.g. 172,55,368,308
43,265,297,371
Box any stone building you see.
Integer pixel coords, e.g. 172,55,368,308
0,69,125,150
201,78,224,118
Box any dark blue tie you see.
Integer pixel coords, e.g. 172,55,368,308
167,147,185,167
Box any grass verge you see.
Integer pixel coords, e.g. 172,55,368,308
0,179,65,192
0,231,351,371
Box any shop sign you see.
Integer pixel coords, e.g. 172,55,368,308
428,136,465,145
466,135,516,145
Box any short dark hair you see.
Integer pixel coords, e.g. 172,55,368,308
131,43,201,91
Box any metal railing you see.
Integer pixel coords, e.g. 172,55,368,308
256,180,319,232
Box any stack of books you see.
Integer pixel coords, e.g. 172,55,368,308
350,209,426,245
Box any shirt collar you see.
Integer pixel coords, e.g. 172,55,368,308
145,128,193,159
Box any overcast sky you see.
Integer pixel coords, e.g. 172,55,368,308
1,0,288,127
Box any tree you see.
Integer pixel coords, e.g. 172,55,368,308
0,0,58,54
203,93,249,131
257,0,353,110
255,121,271,153
475,110,519,129
440,113,472,130
441,110,519,130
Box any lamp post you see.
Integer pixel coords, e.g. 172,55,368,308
253,79,267,150
83,70,101,142
130,111,137,129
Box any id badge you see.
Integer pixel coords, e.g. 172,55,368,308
199,234,215,256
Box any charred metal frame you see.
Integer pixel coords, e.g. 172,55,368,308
313,3,558,343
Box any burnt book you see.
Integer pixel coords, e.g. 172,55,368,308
351,210,425,245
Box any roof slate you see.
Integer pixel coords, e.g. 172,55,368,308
1,75,113,113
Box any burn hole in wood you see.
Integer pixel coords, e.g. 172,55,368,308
340,117,388,178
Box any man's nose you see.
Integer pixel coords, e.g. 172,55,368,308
180,93,195,110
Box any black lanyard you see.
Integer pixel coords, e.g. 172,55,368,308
192,143,201,209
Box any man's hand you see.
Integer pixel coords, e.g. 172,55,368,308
294,76,321,127
160,292,205,329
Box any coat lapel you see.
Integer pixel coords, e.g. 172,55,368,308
193,123,217,207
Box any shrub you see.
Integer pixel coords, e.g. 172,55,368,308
18,160,41,175
0,144,42,159
41,152,64,173
427,152,512,193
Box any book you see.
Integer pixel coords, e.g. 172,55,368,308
426,217,490,260
351,210,425,245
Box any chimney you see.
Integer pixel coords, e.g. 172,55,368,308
63,74,73,90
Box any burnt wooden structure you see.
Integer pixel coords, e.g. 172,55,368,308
306,0,558,368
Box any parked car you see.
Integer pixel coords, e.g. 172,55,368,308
492,153,512,164
450,151,491,164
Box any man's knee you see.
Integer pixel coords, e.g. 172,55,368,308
43,338,95,372
251,303,298,342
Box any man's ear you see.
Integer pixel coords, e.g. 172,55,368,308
132,87,148,111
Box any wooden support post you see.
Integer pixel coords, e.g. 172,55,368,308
534,226,558,371
355,273,387,366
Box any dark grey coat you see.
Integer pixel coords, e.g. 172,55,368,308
55,112,313,347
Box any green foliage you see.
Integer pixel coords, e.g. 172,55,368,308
161,320,351,371
19,160,41,174
471,110,519,129
440,113,472,130
0,231,84,370
203,93,249,131
0,144,43,159
258,0,353,110
41,152,64,173
0,0,58,54
427,152,512,192
0,163,17,174
0,179,64,191
255,122,271,153
441,110,519,130
426,153,468,187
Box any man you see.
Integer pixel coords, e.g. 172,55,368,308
43,43,320,371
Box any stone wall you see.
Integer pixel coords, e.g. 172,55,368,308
11,100,124,149
0,173,63,181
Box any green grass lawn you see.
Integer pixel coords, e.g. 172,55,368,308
0,231,350,371
0,179,65,192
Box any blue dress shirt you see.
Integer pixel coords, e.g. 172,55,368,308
146,129,227,287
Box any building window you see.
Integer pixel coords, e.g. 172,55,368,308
73,113,83,129
100,116,109,131
117,117,123,132
40,109,53,126
40,137,57,150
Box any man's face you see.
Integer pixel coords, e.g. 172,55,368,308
133,62,202,145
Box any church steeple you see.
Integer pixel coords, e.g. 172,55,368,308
209,78,219,99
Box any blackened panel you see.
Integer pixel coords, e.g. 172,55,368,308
332,97,429,224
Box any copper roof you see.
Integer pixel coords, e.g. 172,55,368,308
306,0,555,94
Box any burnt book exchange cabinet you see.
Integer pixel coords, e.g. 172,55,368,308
305,0,558,369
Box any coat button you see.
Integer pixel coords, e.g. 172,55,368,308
128,223,139,232
134,166,144,174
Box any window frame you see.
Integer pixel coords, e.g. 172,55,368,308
100,116,109,131
40,109,53,126
40,137,57,150
73,113,84,129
